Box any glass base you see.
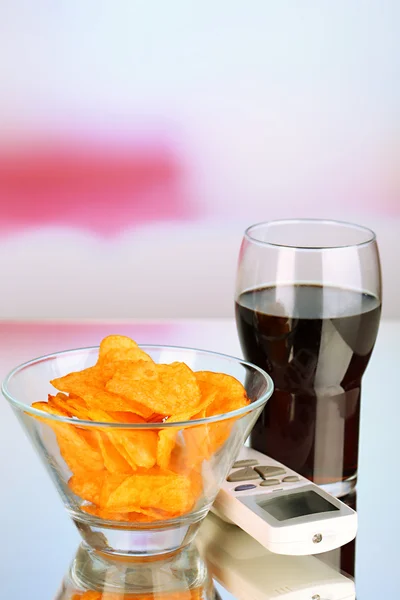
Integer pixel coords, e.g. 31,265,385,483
59,541,215,599
70,509,207,557
318,474,357,498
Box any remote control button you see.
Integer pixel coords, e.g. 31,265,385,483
234,484,257,492
232,459,258,468
254,466,286,478
227,467,260,482
282,475,300,482
260,479,280,487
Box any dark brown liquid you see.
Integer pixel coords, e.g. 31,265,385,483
235,285,381,485
319,492,357,577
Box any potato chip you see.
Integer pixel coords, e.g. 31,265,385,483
195,380,220,414
47,393,90,422
106,362,201,416
32,401,104,473
85,407,118,422
156,411,197,471
67,398,93,420
80,427,102,452
98,473,129,509
57,431,104,475
210,418,237,454
104,359,157,381
41,400,101,452
195,371,249,415
51,370,153,418
106,434,137,470
141,507,182,521
191,409,206,419
155,383,218,470
47,392,72,414
195,373,249,454
165,424,212,476
108,430,158,470
51,366,102,391
100,348,154,367
69,473,105,505
156,428,179,470
189,469,203,500
91,390,153,419
83,409,157,471
80,505,149,522
107,411,146,424
147,413,167,423
106,469,194,514
98,335,153,364
96,431,133,474
32,400,69,418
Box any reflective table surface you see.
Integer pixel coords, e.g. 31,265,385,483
0,319,397,598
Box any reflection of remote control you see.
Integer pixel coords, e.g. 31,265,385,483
212,447,357,556
197,512,356,600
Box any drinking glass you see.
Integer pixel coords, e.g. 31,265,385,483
235,219,381,497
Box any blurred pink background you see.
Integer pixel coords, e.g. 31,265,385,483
0,2,398,318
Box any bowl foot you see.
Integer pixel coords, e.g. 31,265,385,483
71,512,206,557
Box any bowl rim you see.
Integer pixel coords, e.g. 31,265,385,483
1,344,274,429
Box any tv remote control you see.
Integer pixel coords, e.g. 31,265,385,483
211,447,357,555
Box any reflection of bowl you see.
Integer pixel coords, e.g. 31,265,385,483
57,541,215,599
2,346,273,556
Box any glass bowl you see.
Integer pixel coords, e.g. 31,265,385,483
2,345,273,557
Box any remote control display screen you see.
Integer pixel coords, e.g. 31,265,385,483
259,490,339,521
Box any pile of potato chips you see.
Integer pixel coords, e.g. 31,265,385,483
33,336,249,523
